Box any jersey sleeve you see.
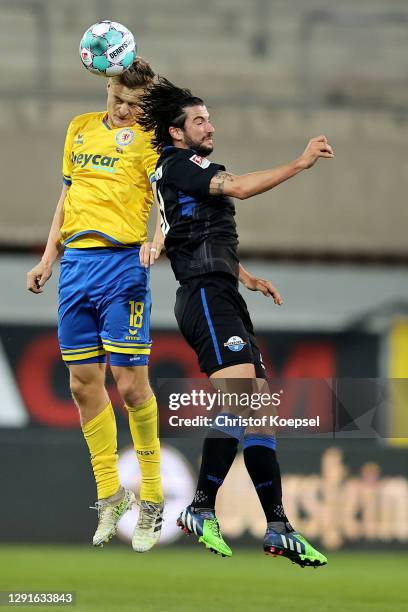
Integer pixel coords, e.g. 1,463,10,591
62,119,76,186
168,153,225,199
142,133,160,187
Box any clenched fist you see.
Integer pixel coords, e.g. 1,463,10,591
297,135,334,170
27,260,53,294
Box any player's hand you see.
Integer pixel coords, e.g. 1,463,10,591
297,135,334,170
139,239,164,268
27,260,53,294
243,276,283,305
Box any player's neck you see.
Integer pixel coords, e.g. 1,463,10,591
105,113,136,130
173,142,189,150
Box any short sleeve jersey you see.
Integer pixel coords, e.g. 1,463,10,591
155,146,239,282
61,112,159,248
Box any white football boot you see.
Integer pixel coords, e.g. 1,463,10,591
91,487,136,547
132,500,164,552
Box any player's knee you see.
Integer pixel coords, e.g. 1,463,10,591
69,378,89,405
111,366,152,407
116,375,152,407
120,384,152,408
69,373,102,406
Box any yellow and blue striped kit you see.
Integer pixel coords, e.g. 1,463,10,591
57,111,158,365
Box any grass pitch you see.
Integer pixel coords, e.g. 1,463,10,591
1,545,407,612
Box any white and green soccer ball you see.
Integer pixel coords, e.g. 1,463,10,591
79,21,137,77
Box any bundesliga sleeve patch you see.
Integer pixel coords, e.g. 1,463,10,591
189,154,211,169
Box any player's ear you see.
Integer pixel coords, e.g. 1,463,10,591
169,125,182,143
107,79,112,93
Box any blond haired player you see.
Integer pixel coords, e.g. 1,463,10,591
27,59,164,552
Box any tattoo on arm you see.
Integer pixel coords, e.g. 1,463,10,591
209,171,235,195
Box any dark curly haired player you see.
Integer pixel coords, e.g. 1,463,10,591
138,77,333,566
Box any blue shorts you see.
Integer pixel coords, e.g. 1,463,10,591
58,247,151,366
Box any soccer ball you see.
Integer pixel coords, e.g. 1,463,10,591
79,21,137,77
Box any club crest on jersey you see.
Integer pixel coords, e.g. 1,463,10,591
224,336,246,352
74,133,84,144
116,128,135,146
189,154,210,169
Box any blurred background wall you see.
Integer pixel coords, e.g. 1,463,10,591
0,0,407,549
1,0,408,255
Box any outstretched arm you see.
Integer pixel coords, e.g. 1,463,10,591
209,135,334,200
239,263,282,305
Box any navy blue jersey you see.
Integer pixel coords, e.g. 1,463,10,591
155,146,239,282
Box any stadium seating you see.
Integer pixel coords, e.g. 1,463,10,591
1,0,407,254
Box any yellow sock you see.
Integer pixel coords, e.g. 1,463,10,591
82,402,120,500
127,395,163,503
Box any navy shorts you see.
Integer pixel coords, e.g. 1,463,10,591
174,273,265,377
58,247,151,366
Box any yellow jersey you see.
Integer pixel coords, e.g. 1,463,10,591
61,111,158,248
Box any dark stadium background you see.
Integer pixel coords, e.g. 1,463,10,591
0,1,407,610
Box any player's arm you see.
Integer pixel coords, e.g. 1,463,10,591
26,184,68,294
140,182,165,268
238,263,282,305
209,136,334,200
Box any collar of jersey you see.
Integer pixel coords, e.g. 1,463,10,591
102,114,139,132
102,114,112,131
162,146,211,158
